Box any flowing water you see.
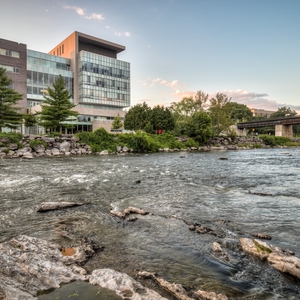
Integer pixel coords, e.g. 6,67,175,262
1,149,300,299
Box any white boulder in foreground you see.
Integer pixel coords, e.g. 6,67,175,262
0,235,90,299
37,201,85,212
90,269,168,300
240,238,300,279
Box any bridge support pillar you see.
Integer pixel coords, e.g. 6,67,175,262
275,124,293,138
230,125,247,136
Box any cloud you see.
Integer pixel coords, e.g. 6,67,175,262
114,31,131,37
63,5,105,21
149,78,179,89
220,89,300,111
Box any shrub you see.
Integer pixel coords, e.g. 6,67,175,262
29,139,48,149
0,132,23,144
124,131,159,152
184,138,199,148
47,132,62,137
152,133,183,149
253,143,262,148
259,135,291,147
76,128,117,153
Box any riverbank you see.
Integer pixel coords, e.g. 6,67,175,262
1,133,298,159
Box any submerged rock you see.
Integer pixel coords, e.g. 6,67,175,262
37,201,85,212
138,270,193,300
110,206,149,220
240,238,300,279
138,270,229,300
193,290,228,300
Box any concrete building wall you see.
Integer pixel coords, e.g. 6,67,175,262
0,38,27,113
251,108,275,118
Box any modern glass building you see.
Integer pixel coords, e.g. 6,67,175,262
26,50,73,108
0,31,130,133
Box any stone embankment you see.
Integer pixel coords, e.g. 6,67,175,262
0,134,92,159
1,134,299,159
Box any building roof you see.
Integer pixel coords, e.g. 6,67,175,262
76,31,125,54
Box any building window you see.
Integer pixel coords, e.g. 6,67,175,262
0,64,20,73
0,48,20,58
62,44,64,54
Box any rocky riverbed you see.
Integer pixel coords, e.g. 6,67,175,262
1,149,300,299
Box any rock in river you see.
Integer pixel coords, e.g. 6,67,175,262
37,201,85,212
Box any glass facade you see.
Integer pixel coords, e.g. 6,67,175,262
78,51,130,109
26,50,73,107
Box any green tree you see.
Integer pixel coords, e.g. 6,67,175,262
124,102,151,130
170,90,208,117
149,105,175,132
186,111,213,144
111,113,123,130
209,93,232,136
38,75,78,133
270,107,297,118
24,112,38,127
0,67,23,132
170,91,209,136
226,102,253,123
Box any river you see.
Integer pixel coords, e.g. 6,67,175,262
1,148,300,299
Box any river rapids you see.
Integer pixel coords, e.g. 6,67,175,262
1,148,300,299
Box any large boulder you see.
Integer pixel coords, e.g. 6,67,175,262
0,235,89,299
90,269,168,300
59,141,70,153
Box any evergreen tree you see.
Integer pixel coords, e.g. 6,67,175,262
112,113,123,130
39,75,78,133
0,67,23,132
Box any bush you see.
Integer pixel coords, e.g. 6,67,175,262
29,139,48,149
0,132,24,149
259,135,290,147
152,133,183,149
0,132,23,144
47,132,62,137
184,138,199,148
76,128,117,153
123,131,159,152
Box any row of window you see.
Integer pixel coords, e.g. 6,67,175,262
80,51,129,69
80,62,130,80
0,64,20,73
27,57,71,71
80,77,129,91
79,104,122,110
0,48,20,58
27,71,73,92
79,97,129,108
79,87,129,101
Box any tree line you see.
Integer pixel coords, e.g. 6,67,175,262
1,66,298,139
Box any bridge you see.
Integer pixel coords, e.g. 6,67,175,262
237,116,300,138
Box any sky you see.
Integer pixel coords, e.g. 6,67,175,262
1,0,299,112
